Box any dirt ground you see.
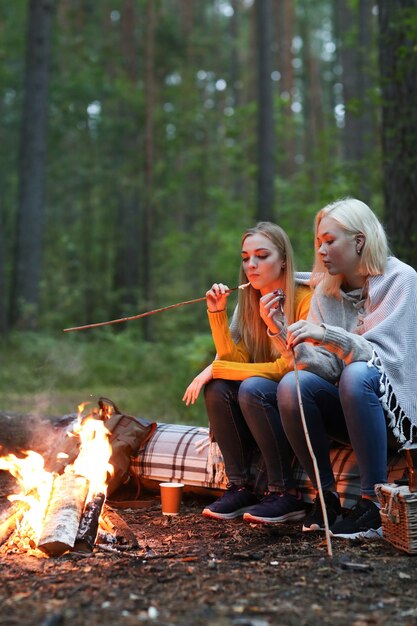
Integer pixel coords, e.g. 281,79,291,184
1,412,417,626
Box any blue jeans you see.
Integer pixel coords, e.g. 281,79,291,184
277,362,394,497
204,377,296,493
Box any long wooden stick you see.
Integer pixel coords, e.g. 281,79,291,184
292,348,333,558
63,283,250,332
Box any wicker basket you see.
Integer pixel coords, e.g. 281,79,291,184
375,483,417,554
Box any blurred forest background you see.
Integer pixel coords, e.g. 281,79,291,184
0,0,416,424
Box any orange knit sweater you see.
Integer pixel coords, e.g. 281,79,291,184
209,285,311,382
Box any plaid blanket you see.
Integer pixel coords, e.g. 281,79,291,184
130,423,407,508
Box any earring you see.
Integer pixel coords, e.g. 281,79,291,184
356,247,362,256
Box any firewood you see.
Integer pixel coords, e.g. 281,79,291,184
37,471,89,557
73,492,106,553
101,504,139,548
0,501,29,546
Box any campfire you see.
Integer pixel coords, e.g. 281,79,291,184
0,401,138,557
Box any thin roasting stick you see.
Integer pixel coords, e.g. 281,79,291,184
63,282,251,332
292,347,333,558
269,288,332,556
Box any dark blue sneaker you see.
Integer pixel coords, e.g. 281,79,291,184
330,498,382,540
202,484,259,520
243,491,306,524
302,490,341,532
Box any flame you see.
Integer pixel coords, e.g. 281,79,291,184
0,450,53,540
0,403,114,550
72,415,113,498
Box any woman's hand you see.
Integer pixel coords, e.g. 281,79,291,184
206,283,230,312
182,364,213,405
260,291,287,335
286,320,325,348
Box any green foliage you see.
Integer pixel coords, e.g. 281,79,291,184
0,0,390,393
3,1,380,333
0,329,210,425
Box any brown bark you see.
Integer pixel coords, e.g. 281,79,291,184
10,0,55,329
181,0,194,60
101,504,139,548
142,0,157,341
300,9,324,176
255,0,275,220
121,0,137,81
112,0,141,320
0,208,7,333
275,0,296,177
334,0,376,202
378,0,417,267
335,0,357,161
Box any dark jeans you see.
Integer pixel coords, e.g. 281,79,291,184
204,377,296,493
277,362,397,497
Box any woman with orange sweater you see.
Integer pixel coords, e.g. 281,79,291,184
183,222,311,524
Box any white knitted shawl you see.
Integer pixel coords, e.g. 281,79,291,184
357,257,417,444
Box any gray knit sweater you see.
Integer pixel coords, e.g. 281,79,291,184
274,257,417,445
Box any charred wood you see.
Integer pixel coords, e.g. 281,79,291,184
101,504,139,549
73,492,106,552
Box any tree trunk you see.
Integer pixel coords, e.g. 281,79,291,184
181,0,194,59
378,0,417,267
113,192,141,317
275,0,296,177
113,0,141,320
0,205,7,334
10,0,54,329
300,8,323,188
336,0,375,202
356,0,375,203
255,0,275,221
336,0,357,162
142,0,156,340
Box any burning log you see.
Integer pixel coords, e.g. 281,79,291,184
0,501,29,546
73,492,106,553
37,471,89,557
100,505,139,549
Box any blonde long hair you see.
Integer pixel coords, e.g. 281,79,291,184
311,198,389,297
236,222,297,362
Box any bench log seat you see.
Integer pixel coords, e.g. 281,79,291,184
130,423,406,509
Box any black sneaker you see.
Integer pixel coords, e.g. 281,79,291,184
243,491,305,524
303,490,341,532
202,484,259,520
330,498,382,540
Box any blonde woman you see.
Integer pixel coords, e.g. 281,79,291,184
276,198,417,539
183,222,311,523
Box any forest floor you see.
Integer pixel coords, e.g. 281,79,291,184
1,412,417,626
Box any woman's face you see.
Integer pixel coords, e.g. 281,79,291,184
241,233,285,294
316,216,362,283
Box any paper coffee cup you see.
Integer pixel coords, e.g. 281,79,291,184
159,482,184,515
